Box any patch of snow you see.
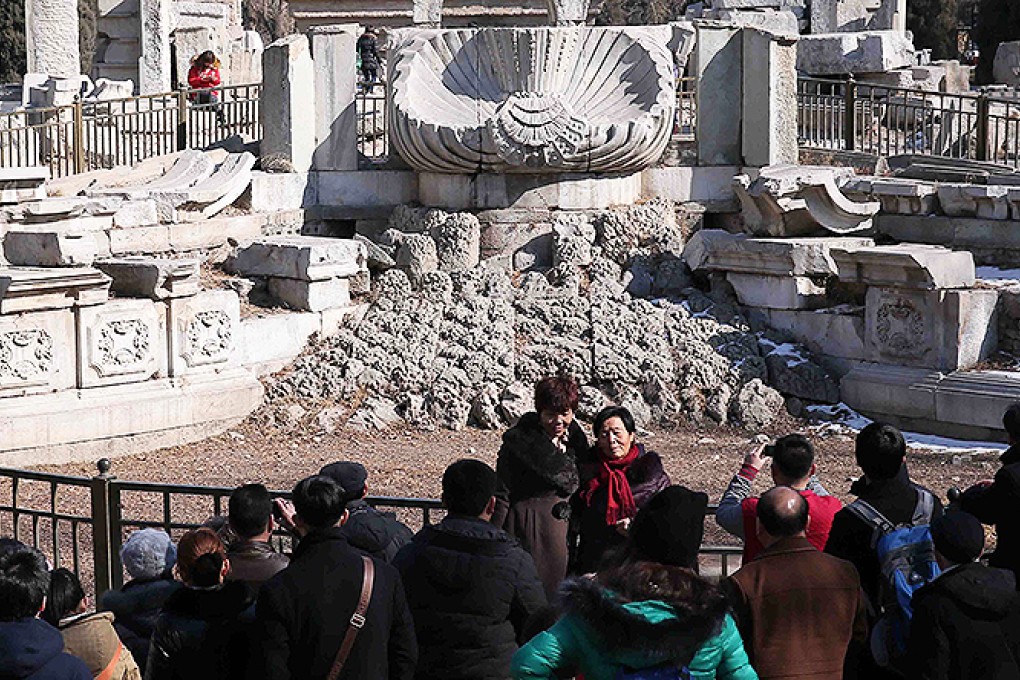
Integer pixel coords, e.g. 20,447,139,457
977,266,1020,283
758,336,809,367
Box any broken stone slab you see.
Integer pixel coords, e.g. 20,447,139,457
159,152,257,219
230,236,367,281
796,31,915,77
831,244,975,289
726,272,827,309
0,267,111,314
87,150,215,200
22,198,87,222
94,256,201,300
112,200,159,228
683,229,874,276
993,41,1020,87
4,228,102,267
267,276,351,312
844,177,939,215
0,167,50,205
937,184,1011,220
840,363,942,422
799,180,881,234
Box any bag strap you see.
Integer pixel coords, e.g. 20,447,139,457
96,642,123,680
327,556,375,680
846,498,896,547
911,489,935,526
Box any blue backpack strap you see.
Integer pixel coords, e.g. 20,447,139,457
846,499,896,547
911,488,935,526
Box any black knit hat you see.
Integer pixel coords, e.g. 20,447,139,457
319,462,368,499
930,512,985,565
628,486,709,570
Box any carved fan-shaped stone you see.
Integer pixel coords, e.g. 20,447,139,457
388,26,676,174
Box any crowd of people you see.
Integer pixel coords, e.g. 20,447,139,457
2,376,1020,679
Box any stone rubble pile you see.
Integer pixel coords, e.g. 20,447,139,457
263,201,837,432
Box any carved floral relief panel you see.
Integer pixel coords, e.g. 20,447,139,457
168,291,240,377
0,310,75,395
77,299,167,388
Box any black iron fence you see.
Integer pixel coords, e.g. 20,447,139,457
0,460,741,599
797,76,1020,168
0,83,261,179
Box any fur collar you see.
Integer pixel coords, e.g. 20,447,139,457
559,575,727,664
501,413,581,494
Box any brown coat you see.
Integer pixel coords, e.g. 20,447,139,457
60,611,142,680
724,536,868,680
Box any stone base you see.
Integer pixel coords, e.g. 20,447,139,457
641,166,741,209
418,172,642,211
726,273,827,309
316,170,418,210
875,214,1020,265
267,276,351,312
0,370,264,466
244,171,317,212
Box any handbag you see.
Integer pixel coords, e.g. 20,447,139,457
327,556,375,680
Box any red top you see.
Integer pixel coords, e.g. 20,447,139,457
740,489,842,562
187,64,221,93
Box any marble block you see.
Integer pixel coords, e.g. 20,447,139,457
267,277,351,312
167,290,240,377
0,268,111,314
0,309,76,397
231,236,367,281
726,272,827,309
76,298,168,388
683,229,874,276
831,244,975,289
95,257,201,300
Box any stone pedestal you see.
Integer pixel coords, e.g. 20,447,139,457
25,0,81,78
694,22,742,166
76,299,168,388
261,34,316,173
309,25,359,172
741,28,798,167
138,0,172,93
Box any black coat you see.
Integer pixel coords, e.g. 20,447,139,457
392,515,547,680
494,413,587,597
99,576,182,675
145,580,255,680
960,444,1020,580
908,563,1020,680
339,500,414,563
572,445,671,575
253,527,417,680
824,466,944,603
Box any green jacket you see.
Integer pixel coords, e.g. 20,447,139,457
512,578,757,680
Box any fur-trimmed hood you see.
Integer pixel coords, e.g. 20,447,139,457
499,413,585,497
558,574,727,668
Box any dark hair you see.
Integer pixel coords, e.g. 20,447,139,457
1004,402,1020,440
757,487,809,537
176,528,227,588
0,546,50,621
0,537,26,559
534,376,580,414
442,459,497,516
229,484,273,539
196,50,217,66
41,568,85,626
772,434,815,481
591,562,728,657
293,475,347,530
593,406,636,437
855,422,905,480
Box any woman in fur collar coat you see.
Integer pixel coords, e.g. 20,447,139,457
495,377,589,598
511,562,757,680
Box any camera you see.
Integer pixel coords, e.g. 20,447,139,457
762,444,777,458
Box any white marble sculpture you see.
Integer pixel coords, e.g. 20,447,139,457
388,26,676,174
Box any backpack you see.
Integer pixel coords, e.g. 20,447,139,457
846,488,940,675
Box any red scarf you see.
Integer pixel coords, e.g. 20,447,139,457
582,444,640,525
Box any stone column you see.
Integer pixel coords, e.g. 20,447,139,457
25,0,81,78
694,21,742,166
261,34,316,173
413,0,443,26
308,25,359,172
138,0,172,93
741,28,798,167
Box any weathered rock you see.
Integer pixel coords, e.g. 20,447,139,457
395,234,439,287
469,383,504,429
430,211,481,272
730,378,784,430
552,213,596,267
348,397,402,431
758,336,840,403
797,31,915,77
498,382,532,426
577,385,609,421
993,41,1020,87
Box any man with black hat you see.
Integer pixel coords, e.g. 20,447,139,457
320,461,414,563
908,512,1020,679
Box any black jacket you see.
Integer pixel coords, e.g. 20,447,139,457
357,34,380,67
824,466,944,602
495,413,587,506
0,618,91,680
253,527,417,680
392,515,547,680
146,580,255,680
99,576,182,675
960,444,1020,580
226,540,289,589
340,500,414,563
908,563,1020,680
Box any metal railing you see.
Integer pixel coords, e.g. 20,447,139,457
0,460,741,599
797,76,1020,168
0,83,262,179
356,89,389,165
676,76,697,141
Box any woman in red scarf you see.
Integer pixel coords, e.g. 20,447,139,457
572,406,670,574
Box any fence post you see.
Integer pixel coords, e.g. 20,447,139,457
90,458,116,601
72,96,85,174
844,76,857,152
976,92,990,161
176,88,189,151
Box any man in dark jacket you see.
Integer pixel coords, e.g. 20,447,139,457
959,402,1020,582
254,475,417,680
394,459,547,680
321,462,413,563
0,545,91,680
226,483,289,588
908,512,1020,679
357,28,381,92
724,487,868,680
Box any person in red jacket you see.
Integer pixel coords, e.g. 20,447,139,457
187,51,225,124
716,434,843,562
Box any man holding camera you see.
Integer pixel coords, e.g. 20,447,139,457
716,434,842,562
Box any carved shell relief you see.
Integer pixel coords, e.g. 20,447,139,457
183,310,233,367
93,319,152,377
0,329,54,386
